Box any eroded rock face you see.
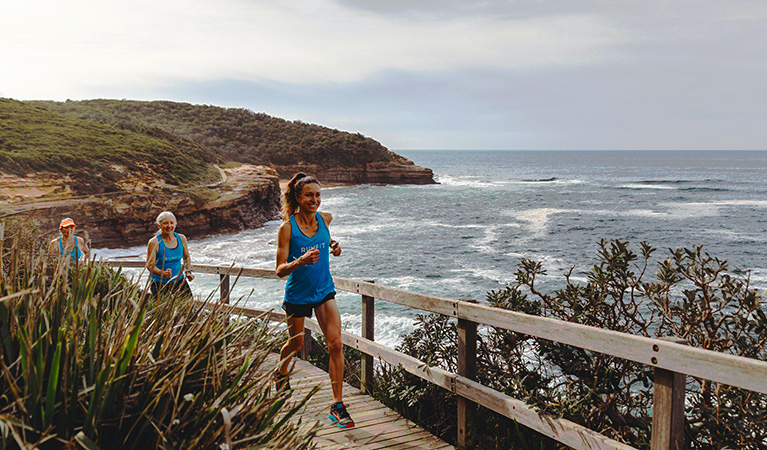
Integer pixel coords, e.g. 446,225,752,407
0,165,281,249
273,161,436,185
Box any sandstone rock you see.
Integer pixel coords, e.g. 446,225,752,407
0,165,281,249
273,161,436,185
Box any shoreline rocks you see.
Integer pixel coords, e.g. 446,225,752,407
1,161,436,249
273,160,436,185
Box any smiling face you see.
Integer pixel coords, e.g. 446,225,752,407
297,182,321,213
60,225,75,239
157,217,177,236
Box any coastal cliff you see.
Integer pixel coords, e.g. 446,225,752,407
1,98,435,248
274,160,435,185
0,165,280,249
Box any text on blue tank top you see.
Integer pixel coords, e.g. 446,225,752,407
59,236,81,260
151,232,185,284
285,213,335,305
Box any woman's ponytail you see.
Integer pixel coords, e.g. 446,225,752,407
281,173,320,220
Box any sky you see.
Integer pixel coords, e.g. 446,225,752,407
1,0,766,150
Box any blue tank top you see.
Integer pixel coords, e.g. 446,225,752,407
150,232,185,284
284,213,335,305
58,236,81,261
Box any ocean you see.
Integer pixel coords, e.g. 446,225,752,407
96,150,767,347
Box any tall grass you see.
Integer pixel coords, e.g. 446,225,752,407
0,220,317,449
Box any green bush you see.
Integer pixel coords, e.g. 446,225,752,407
33,99,403,172
0,99,218,195
374,239,767,449
0,221,317,449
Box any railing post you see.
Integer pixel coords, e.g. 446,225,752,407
300,329,312,360
651,337,687,450
220,274,230,325
361,280,375,394
457,299,478,449
219,274,230,304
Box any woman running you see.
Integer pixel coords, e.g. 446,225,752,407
275,173,354,429
48,217,90,262
145,211,194,298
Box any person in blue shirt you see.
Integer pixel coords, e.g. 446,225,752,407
274,173,353,429
145,211,194,299
48,217,90,263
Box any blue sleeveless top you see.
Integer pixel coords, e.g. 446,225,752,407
150,232,185,284
58,236,81,261
284,213,335,305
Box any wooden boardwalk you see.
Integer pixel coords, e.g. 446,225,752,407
283,357,455,450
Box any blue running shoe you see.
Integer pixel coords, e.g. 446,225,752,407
274,370,291,391
329,402,355,428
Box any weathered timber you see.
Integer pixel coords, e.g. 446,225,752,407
361,281,375,395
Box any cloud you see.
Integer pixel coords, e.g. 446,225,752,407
1,0,766,149
1,0,624,97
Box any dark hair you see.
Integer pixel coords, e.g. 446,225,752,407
281,173,320,220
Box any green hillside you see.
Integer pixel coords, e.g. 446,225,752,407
33,99,405,174
0,98,219,194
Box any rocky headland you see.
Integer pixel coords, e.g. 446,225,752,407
1,165,281,249
1,98,435,249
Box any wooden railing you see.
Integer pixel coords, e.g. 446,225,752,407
108,261,767,450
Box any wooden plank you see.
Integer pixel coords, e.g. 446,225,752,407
219,273,230,304
361,284,375,394
651,337,687,450
334,277,457,316
456,303,478,448
365,429,448,450
651,367,686,450
453,376,635,450
333,327,455,392
386,435,455,450
282,358,454,449
457,300,767,394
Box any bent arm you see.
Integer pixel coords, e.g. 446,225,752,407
320,212,341,256
145,238,159,274
79,237,90,261
275,221,307,278
180,234,194,280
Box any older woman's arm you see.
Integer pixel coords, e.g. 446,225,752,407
145,237,170,279
180,234,194,281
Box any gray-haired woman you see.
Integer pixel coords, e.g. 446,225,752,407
145,211,194,298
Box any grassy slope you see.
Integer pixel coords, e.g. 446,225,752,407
33,99,406,172
0,98,219,193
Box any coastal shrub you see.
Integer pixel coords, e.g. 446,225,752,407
32,99,405,173
0,221,317,449
373,239,767,450
0,99,218,195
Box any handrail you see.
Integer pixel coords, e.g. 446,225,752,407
107,260,767,450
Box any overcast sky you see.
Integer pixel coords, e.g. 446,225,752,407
2,0,766,150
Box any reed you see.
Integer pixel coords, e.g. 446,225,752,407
0,220,317,449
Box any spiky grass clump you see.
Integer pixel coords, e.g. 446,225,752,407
0,221,317,449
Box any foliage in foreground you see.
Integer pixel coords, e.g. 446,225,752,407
0,221,317,449
374,239,767,450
